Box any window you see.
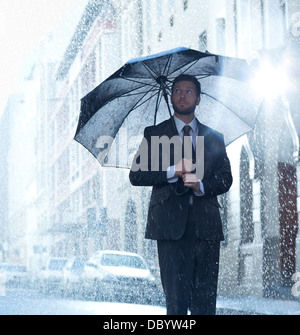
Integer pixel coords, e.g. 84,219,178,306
199,31,207,52
158,31,162,42
216,18,226,54
70,143,80,183
170,15,174,27
101,254,146,269
183,0,188,11
280,0,287,31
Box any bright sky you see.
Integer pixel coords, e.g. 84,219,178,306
0,0,79,113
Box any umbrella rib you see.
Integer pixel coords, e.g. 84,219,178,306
114,89,160,134
102,80,160,104
154,89,164,125
161,54,173,77
137,55,175,100
140,61,161,80
111,89,160,111
120,76,159,89
164,58,198,78
120,58,175,125
130,89,161,111
122,88,159,97
201,92,254,128
114,77,163,99
160,59,211,94
140,54,174,84
168,57,217,83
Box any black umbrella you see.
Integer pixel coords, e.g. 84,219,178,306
74,47,261,168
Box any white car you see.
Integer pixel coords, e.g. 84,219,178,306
60,257,87,297
38,257,68,294
0,263,29,288
80,250,163,304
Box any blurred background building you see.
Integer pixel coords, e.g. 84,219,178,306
1,0,300,299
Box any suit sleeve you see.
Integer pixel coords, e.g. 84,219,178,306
129,127,169,187
201,134,233,198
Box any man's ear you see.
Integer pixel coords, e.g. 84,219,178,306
170,94,174,105
196,96,201,106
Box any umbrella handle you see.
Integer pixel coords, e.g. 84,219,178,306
156,75,177,133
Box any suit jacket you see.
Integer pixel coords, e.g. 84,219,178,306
129,117,233,241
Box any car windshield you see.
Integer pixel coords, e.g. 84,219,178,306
48,259,67,271
71,258,86,270
100,254,147,269
0,264,26,272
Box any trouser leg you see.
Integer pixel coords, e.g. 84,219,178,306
189,240,220,315
157,237,194,315
157,210,221,315
157,212,198,315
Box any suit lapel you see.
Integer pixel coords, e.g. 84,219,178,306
196,119,209,137
162,117,180,167
196,119,214,177
165,117,179,137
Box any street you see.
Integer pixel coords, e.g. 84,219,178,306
0,287,254,316
2,287,300,316
0,288,166,315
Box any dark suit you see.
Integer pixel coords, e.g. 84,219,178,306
129,117,232,314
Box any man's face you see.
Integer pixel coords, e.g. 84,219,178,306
171,80,200,116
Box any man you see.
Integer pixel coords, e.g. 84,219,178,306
129,74,232,315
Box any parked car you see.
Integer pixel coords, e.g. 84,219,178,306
0,263,29,288
60,256,87,298
38,257,68,294
80,250,163,304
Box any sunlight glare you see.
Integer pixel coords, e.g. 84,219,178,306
250,61,290,100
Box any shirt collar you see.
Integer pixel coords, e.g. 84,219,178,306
173,115,197,134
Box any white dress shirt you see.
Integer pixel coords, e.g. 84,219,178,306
167,115,204,196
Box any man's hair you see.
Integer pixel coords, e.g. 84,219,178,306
171,74,201,97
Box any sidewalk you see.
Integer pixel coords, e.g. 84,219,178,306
217,295,300,315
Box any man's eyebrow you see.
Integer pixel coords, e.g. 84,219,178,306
174,85,195,89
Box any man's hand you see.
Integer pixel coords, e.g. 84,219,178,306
174,159,200,191
174,158,193,178
182,172,200,192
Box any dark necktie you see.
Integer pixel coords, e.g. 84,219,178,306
182,125,195,163
175,125,195,196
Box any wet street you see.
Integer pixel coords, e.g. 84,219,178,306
1,288,299,316
0,288,166,315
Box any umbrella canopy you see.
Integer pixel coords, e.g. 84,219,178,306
74,47,262,168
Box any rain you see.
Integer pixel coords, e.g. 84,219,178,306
1,0,300,319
